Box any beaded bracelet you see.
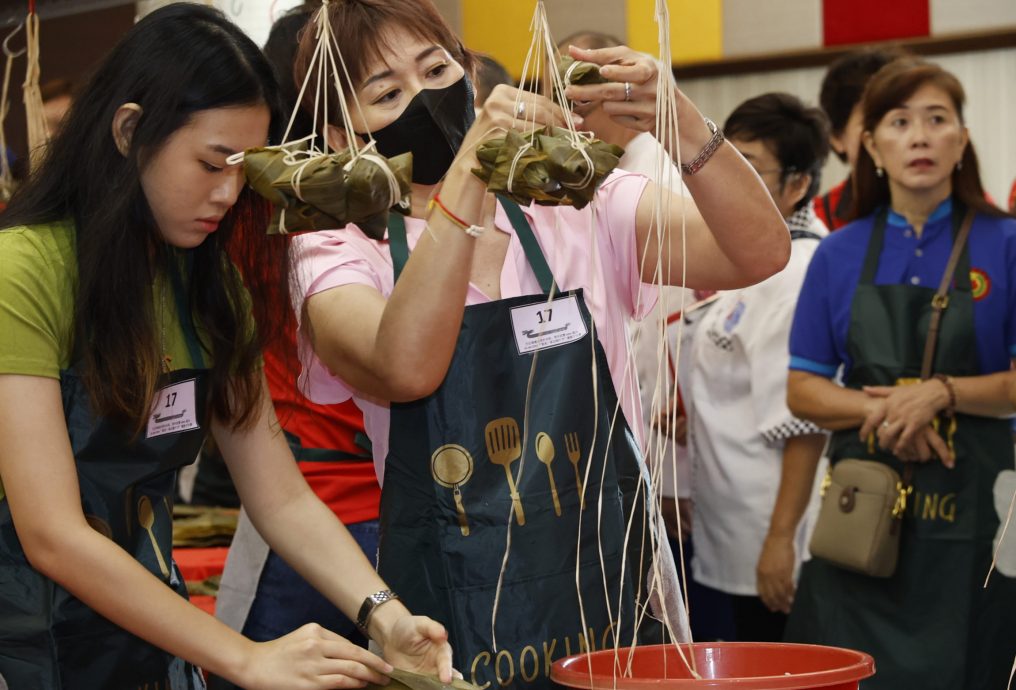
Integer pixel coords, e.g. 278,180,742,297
932,373,957,417
429,193,485,238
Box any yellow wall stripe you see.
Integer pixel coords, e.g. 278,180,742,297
461,0,539,79
626,0,723,64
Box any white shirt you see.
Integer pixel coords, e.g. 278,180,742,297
687,206,828,595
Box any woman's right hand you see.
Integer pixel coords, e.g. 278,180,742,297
757,535,796,614
239,623,393,690
454,84,574,171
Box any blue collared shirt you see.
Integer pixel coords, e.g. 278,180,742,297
790,198,1016,379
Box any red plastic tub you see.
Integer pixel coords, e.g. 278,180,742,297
551,642,874,689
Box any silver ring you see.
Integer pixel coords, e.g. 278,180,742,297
881,421,891,428
624,82,632,102
516,101,526,118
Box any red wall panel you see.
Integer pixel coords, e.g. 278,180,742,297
823,0,930,46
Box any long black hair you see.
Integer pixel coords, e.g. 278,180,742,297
1,3,288,432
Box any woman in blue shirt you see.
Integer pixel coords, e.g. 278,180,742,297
784,58,1016,689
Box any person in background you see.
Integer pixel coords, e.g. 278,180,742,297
40,77,74,136
683,93,830,642
473,54,513,109
785,57,1016,689
814,47,905,230
0,6,453,688
212,5,384,684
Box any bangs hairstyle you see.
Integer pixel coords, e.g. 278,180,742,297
294,0,475,131
0,3,289,434
852,57,1006,221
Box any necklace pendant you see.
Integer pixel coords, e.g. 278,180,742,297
161,354,173,374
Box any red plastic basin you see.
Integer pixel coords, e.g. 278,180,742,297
551,642,874,689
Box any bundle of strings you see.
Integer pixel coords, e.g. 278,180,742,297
470,0,622,209
617,0,701,679
0,22,23,203
231,0,411,239
22,5,46,169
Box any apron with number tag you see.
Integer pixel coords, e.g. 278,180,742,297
377,198,662,690
785,206,1016,689
0,258,209,690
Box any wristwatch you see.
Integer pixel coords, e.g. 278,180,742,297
356,589,399,636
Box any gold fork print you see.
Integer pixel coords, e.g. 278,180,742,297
485,417,526,525
564,432,584,509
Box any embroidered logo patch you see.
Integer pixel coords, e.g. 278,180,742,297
970,268,991,301
723,300,746,333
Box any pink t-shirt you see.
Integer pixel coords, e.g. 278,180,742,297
293,170,657,480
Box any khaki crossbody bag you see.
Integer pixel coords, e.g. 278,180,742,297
808,209,973,578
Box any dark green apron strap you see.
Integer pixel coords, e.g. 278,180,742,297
497,195,559,295
389,198,560,295
859,209,888,285
950,203,973,291
168,253,208,370
389,213,410,283
284,429,372,463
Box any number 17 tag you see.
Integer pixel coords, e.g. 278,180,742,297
146,378,200,439
510,295,588,355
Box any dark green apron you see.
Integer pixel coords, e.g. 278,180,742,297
785,205,1016,689
0,260,209,690
377,199,660,690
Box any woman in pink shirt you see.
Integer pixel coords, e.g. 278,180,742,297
291,2,787,687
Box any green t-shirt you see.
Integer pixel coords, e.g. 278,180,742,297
0,220,209,378
0,221,227,502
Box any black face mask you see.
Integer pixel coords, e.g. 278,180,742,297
363,74,475,185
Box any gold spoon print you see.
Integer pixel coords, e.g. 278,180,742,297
431,444,474,536
485,417,526,526
535,432,561,516
138,495,170,578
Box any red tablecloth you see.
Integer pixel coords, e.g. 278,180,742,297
174,547,228,616
173,546,229,582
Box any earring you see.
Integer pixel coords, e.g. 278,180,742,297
956,160,963,171
875,167,884,178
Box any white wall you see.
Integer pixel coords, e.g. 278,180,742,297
680,47,1016,204
135,0,304,47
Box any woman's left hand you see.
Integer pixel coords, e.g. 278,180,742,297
379,615,456,683
563,45,660,133
860,382,951,458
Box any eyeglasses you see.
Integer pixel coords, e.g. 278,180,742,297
751,166,800,178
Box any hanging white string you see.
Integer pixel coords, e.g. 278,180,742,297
597,0,699,681
508,0,595,193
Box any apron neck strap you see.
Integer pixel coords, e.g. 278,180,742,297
497,196,559,295
388,198,560,295
859,201,971,287
388,212,410,283
168,252,207,370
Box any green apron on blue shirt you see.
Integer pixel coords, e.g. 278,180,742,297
786,205,1016,689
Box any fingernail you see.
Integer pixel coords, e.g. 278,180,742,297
573,114,584,125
